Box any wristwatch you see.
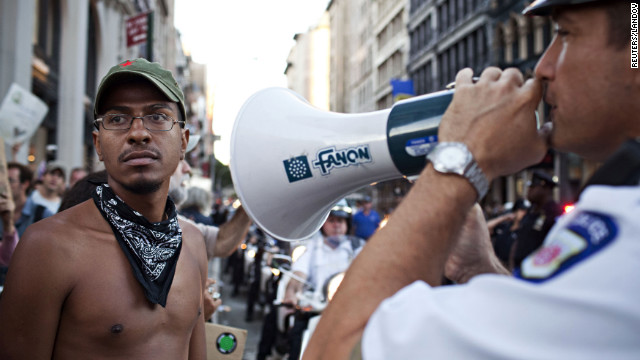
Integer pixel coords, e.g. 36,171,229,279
426,142,489,201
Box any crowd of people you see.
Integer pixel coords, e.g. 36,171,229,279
0,0,637,358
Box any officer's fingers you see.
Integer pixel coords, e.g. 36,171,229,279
501,67,525,86
455,68,475,86
478,67,502,83
522,77,543,101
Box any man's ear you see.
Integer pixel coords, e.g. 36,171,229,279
92,131,104,161
181,128,189,161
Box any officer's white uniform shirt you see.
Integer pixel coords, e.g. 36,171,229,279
363,185,640,359
293,233,361,296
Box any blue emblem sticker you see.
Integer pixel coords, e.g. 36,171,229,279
283,156,313,183
405,136,438,157
516,211,618,282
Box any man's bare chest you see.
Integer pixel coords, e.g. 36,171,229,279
54,235,202,348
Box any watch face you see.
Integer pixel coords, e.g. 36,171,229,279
439,146,467,168
429,143,471,174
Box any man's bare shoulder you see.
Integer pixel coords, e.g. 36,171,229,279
29,199,103,235
179,218,204,241
178,218,207,261
4,201,107,303
19,200,107,258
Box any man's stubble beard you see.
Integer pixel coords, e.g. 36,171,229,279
122,179,163,195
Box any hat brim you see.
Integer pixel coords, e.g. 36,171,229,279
94,71,184,119
523,0,601,16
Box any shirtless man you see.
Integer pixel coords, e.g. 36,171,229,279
0,58,208,359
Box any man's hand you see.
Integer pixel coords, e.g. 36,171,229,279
444,204,510,284
203,278,222,321
214,205,251,258
439,67,546,181
0,193,15,234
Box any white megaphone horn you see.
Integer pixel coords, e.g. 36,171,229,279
230,87,453,241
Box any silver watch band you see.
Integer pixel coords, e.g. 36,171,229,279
464,159,489,201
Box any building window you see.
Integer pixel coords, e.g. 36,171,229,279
439,3,448,33
467,32,476,70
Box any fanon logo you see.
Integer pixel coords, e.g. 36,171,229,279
312,144,372,175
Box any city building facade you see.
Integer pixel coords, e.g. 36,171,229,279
285,12,330,110
0,0,210,182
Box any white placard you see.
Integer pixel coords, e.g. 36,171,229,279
0,83,49,146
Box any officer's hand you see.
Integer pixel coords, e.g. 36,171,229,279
445,204,509,283
438,67,546,181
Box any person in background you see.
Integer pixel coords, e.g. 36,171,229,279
0,58,208,358
169,147,252,260
305,1,639,358
211,198,229,226
6,162,54,233
510,170,562,270
58,170,107,212
0,187,17,269
168,135,251,321
68,167,89,189
0,162,54,284
178,186,215,226
488,198,529,268
29,162,65,214
284,201,365,360
351,196,381,240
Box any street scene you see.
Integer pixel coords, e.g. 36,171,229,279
0,0,639,359
216,269,266,360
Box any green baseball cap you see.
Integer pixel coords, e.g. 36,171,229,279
93,58,187,124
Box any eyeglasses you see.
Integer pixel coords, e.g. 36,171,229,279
94,113,185,132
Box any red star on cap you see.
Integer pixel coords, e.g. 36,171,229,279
121,60,133,67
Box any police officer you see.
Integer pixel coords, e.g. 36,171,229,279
305,0,640,358
285,200,364,360
510,170,562,269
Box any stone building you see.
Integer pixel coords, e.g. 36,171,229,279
0,0,209,181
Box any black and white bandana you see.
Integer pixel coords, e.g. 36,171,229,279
92,184,182,307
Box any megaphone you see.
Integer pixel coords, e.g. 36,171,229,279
230,87,453,241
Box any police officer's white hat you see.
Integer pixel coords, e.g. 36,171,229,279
523,0,606,16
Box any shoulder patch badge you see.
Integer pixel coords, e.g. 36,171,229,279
515,211,618,282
